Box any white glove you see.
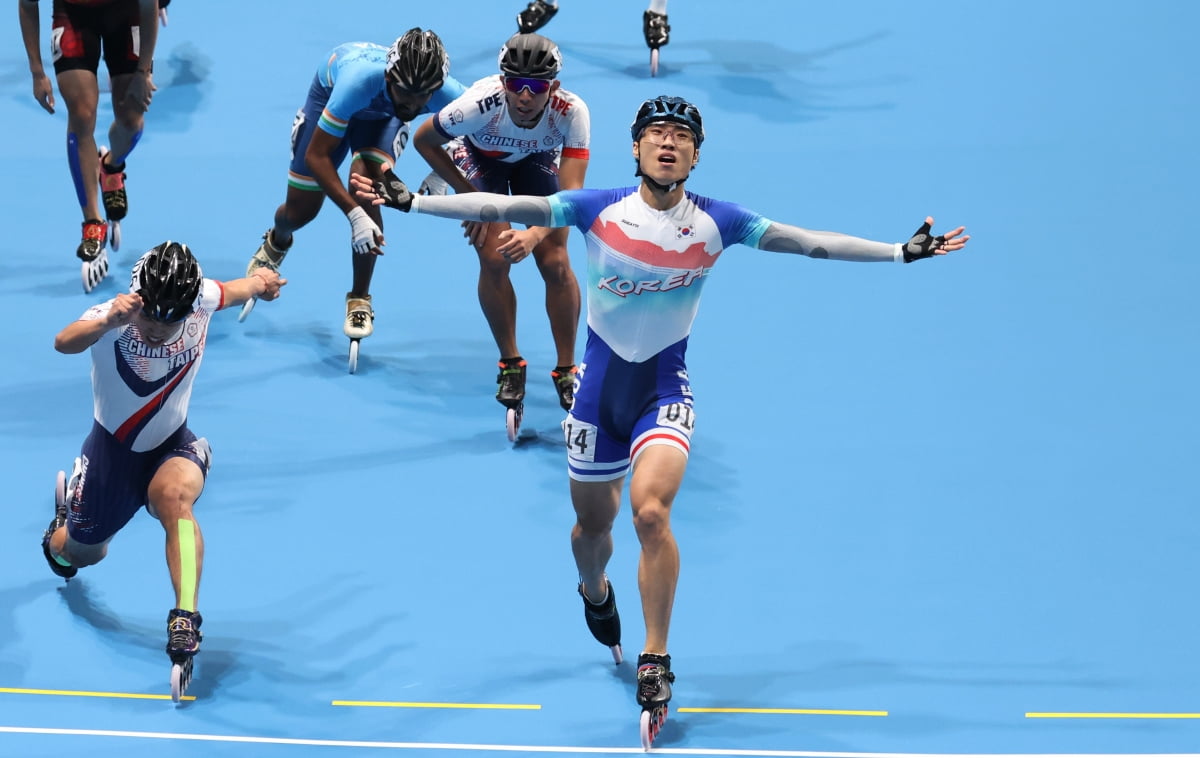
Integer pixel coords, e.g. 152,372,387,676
348,206,382,255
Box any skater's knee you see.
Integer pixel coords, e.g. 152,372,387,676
66,106,98,134
573,514,615,539
63,538,107,568
632,500,672,542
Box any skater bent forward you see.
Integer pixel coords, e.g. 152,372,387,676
41,241,286,696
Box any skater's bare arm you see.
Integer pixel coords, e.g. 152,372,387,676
305,130,361,215
18,0,54,114
55,293,143,353
413,192,556,227
219,270,287,309
120,0,160,113
495,154,588,257
413,119,474,195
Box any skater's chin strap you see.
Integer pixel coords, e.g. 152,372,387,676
177,519,198,613
635,163,692,194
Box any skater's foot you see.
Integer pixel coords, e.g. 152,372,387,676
517,0,557,33
344,293,374,339
98,147,128,222
245,228,290,277
76,219,107,262
41,470,76,579
643,10,670,49
496,357,527,409
579,578,622,662
551,365,577,412
166,608,203,661
636,652,675,707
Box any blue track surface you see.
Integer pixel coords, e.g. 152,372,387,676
2,1,1198,755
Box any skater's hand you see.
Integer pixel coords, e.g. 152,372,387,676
124,70,157,113
901,216,969,263
348,206,385,256
363,168,414,212
496,227,543,263
106,292,144,327
250,268,287,301
31,72,55,114
463,220,490,248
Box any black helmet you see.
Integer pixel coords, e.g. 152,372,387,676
631,95,704,146
386,28,448,94
131,241,202,322
498,32,562,79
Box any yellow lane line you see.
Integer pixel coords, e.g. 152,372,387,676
0,686,195,702
332,700,540,710
677,707,887,716
1027,712,1200,719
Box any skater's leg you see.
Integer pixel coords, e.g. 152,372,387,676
475,224,522,360
57,69,103,222
146,457,206,612
106,72,146,165
272,185,325,250
347,154,385,298
52,531,108,569
628,445,686,655
570,478,623,603
530,227,581,369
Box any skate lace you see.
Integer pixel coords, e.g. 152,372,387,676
168,617,196,650
349,310,371,329
637,664,675,700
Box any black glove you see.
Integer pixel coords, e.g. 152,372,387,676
374,168,413,212
901,220,946,263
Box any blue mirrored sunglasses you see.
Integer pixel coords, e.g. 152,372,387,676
503,76,552,95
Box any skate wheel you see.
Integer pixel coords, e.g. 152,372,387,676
81,249,109,294
169,657,193,703
611,643,624,666
650,48,659,77
109,220,121,252
348,339,360,374
237,297,257,323
640,704,668,750
505,404,523,443
55,470,66,511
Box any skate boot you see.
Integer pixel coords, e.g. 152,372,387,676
517,0,558,33
41,468,77,580
344,293,374,374
344,294,374,340
238,229,291,321
579,578,622,664
166,608,203,702
245,228,290,276
550,365,578,412
98,148,127,222
497,358,527,441
636,652,675,750
76,219,107,262
643,10,670,49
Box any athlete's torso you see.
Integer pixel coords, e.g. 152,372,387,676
314,42,464,133
434,76,590,163
550,187,769,363
83,279,224,451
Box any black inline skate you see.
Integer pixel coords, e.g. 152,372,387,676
579,578,622,664
636,652,675,749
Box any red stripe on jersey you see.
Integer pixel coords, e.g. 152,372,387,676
113,361,195,444
592,219,719,270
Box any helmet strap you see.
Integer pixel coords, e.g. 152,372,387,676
634,162,689,194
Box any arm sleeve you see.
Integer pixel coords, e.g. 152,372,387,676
412,193,559,227
753,221,903,263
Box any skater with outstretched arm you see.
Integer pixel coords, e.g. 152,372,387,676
351,95,969,748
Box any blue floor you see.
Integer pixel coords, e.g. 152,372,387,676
2,1,1199,755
